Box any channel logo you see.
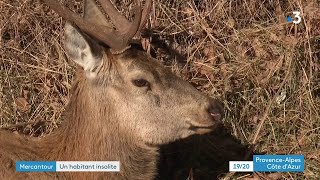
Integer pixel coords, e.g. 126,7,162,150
287,11,302,24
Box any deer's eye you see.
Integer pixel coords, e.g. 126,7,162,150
132,79,149,87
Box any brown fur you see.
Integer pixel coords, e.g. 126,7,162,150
0,48,222,180
0,1,223,179
1,68,158,180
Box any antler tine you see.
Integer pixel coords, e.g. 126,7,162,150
138,0,152,32
99,0,152,36
123,0,142,39
97,0,130,32
44,0,127,52
97,0,150,53
44,0,152,54
98,0,151,35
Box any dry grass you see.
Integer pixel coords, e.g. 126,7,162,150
0,0,319,179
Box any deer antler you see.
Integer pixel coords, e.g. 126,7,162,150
43,0,152,54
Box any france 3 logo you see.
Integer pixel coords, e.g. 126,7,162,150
287,11,302,24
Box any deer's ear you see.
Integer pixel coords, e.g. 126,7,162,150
64,22,103,73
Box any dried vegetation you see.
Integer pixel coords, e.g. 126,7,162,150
0,0,319,179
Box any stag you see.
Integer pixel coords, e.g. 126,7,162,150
0,0,223,179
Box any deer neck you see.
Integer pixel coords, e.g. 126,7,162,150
42,73,158,178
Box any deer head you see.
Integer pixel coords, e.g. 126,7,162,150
44,0,223,145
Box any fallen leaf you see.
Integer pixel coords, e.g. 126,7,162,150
15,97,30,113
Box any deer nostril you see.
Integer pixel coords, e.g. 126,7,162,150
207,99,224,121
